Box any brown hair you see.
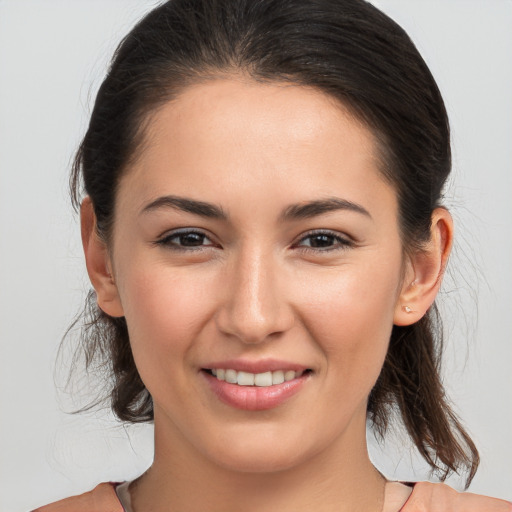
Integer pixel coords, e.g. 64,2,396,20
69,0,478,486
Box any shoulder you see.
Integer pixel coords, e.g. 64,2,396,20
31,482,124,512
402,481,512,512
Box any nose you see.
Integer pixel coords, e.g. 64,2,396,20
215,248,295,344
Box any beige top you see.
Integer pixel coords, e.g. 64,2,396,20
115,480,414,512
382,482,414,512
34,481,512,511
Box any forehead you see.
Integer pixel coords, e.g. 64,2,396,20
118,78,395,218
143,77,376,159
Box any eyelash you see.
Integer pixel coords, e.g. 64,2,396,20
154,229,354,253
293,230,355,253
154,229,216,251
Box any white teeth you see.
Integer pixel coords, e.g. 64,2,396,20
272,370,284,385
254,371,272,387
237,371,255,386
210,368,305,387
225,369,237,384
284,370,296,382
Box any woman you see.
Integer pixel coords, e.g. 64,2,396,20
32,0,511,510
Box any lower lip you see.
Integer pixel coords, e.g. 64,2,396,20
202,371,309,411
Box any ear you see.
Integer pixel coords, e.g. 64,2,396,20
394,208,453,326
81,197,124,318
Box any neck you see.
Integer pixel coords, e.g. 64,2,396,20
130,410,386,512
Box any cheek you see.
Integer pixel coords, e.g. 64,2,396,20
296,259,401,383
117,263,219,361
116,263,224,418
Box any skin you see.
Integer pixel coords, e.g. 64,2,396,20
82,78,453,512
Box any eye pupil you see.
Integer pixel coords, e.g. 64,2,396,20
310,234,334,248
179,233,205,246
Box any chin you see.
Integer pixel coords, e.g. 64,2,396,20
201,430,320,474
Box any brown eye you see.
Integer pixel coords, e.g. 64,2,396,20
305,234,336,248
176,232,207,246
296,231,353,252
156,229,216,250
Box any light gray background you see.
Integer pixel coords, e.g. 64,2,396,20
0,1,511,510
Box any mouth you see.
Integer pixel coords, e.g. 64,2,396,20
203,368,310,387
201,367,312,411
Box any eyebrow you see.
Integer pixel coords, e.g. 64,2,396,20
280,197,371,221
141,195,227,219
141,195,371,221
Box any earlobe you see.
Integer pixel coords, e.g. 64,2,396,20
81,197,124,318
394,208,453,326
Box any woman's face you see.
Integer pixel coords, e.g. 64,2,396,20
107,79,408,472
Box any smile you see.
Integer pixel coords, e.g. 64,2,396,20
202,366,311,411
209,369,304,387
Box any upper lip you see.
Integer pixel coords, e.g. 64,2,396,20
202,359,310,374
